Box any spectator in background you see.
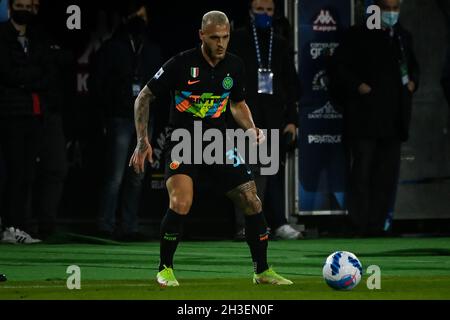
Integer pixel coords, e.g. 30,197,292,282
31,0,72,240
333,0,419,237
228,0,302,240
90,0,162,241
0,0,51,244
233,0,294,50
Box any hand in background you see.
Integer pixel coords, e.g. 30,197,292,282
358,83,372,95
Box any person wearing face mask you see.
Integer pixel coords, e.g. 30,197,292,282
228,0,302,240
29,0,73,241
0,0,53,244
90,0,162,241
332,0,420,237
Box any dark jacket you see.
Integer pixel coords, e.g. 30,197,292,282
441,48,450,108
0,21,52,117
228,25,300,128
332,23,420,141
90,28,162,119
35,24,74,115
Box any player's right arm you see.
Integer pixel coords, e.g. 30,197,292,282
129,85,156,174
130,54,178,173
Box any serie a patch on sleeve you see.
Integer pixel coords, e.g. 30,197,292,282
154,67,164,80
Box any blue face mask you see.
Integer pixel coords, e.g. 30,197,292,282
253,12,273,29
381,11,399,27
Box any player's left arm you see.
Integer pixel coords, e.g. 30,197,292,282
230,99,265,144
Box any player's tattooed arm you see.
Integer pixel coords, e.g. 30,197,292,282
134,86,155,151
226,181,262,215
130,86,156,173
230,100,266,145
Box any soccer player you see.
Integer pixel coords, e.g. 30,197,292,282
129,11,292,286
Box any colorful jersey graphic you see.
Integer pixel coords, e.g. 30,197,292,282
175,91,230,118
147,47,246,130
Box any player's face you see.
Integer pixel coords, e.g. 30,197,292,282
200,23,230,62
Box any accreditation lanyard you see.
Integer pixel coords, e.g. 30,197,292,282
389,28,409,87
397,33,410,86
130,36,144,97
252,23,274,94
18,35,41,115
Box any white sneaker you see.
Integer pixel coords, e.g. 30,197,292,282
274,224,302,240
1,227,42,244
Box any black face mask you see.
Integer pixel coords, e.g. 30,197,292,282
11,10,33,26
126,16,147,35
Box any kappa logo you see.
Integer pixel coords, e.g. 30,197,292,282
308,102,343,120
313,10,337,32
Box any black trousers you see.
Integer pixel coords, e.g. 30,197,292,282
347,137,401,236
0,116,42,231
34,113,68,236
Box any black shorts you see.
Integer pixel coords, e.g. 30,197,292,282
164,143,254,193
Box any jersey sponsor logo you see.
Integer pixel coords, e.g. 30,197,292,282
222,76,234,90
154,67,164,80
169,160,180,170
188,80,201,85
313,10,337,32
190,67,199,78
175,91,230,118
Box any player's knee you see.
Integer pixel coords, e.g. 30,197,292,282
170,196,192,215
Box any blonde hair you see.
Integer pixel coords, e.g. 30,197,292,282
201,11,229,30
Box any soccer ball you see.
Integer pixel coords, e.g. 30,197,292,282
322,251,363,290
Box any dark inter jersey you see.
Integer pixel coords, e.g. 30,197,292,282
146,47,246,131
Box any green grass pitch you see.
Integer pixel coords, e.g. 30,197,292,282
1,237,450,300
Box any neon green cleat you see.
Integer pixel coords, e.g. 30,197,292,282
156,265,179,287
253,268,293,285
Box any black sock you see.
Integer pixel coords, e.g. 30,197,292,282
245,212,269,274
159,209,185,271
